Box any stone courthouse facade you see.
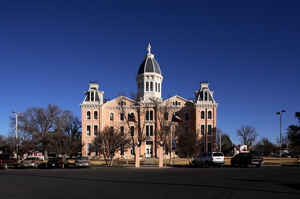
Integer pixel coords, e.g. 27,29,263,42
80,44,218,158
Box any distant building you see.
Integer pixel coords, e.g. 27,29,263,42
80,43,218,158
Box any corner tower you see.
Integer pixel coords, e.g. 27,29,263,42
136,43,163,102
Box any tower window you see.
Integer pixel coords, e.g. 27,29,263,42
94,111,98,120
208,125,212,136
155,82,157,92
94,125,98,136
110,113,114,121
208,111,212,119
87,111,91,120
150,82,153,91
146,82,149,91
91,92,94,101
87,125,91,136
205,92,208,101
201,111,205,120
201,125,205,136
158,83,160,92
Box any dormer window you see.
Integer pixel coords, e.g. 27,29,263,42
204,92,208,101
87,111,91,120
91,92,94,101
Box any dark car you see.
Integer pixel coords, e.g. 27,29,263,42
0,154,18,169
231,152,264,168
43,157,64,168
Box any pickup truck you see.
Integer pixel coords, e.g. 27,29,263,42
0,154,18,169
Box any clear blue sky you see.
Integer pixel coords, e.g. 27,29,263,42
0,0,299,144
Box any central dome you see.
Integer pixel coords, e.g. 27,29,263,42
137,43,162,75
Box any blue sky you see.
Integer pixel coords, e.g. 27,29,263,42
0,0,299,144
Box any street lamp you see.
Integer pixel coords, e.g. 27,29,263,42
12,111,21,160
276,110,286,166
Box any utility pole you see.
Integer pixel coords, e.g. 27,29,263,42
276,110,286,166
12,111,20,160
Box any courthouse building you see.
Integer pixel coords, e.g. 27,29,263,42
80,43,218,158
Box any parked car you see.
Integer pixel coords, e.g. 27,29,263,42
75,157,90,168
231,152,263,168
43,157,64,168
21,157,43,168
0,154,18,169
191,152,225,167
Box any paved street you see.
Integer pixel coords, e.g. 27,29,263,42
1,167,300,199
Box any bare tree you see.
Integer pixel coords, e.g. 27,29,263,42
237,125,258,148
11,105,79,159
92,127,131,166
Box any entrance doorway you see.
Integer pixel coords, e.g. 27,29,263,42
145,141,153,158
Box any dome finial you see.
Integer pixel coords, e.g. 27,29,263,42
147,42,151,55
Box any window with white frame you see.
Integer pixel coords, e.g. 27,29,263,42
87,125,91,136
208,111,212,119
94,111,98,120
201,111,205,119
146,82,149,91
110,113,114,121
87,111,91,120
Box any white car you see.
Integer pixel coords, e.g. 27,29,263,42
192,152,225,167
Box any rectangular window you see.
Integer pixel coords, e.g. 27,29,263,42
87,125,91,136
201,125,205,136
146,110,149,121
155,82,157,92
110,113,114,121
87,143,91,155
146,82,149,91
150,110,153,121
94,111,98,120
120,126,124,136
120,113,124,121
94,125,98,136
146,125,149,136
150,82,153,91
130,126,134,136
208,125,212,136
158,83,160,92
185,113,189,120
150,125,153,136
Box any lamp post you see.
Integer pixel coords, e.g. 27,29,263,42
12,111,20,160
276,110,286,166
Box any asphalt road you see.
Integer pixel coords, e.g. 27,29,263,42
1,166,300,199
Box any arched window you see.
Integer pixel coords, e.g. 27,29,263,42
94,111,98,120
146,82,149,91
201,111,205,119
91,92,94,101
110,113,114,121
164,112,169,120
87,111,91,120
208,111,212,119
